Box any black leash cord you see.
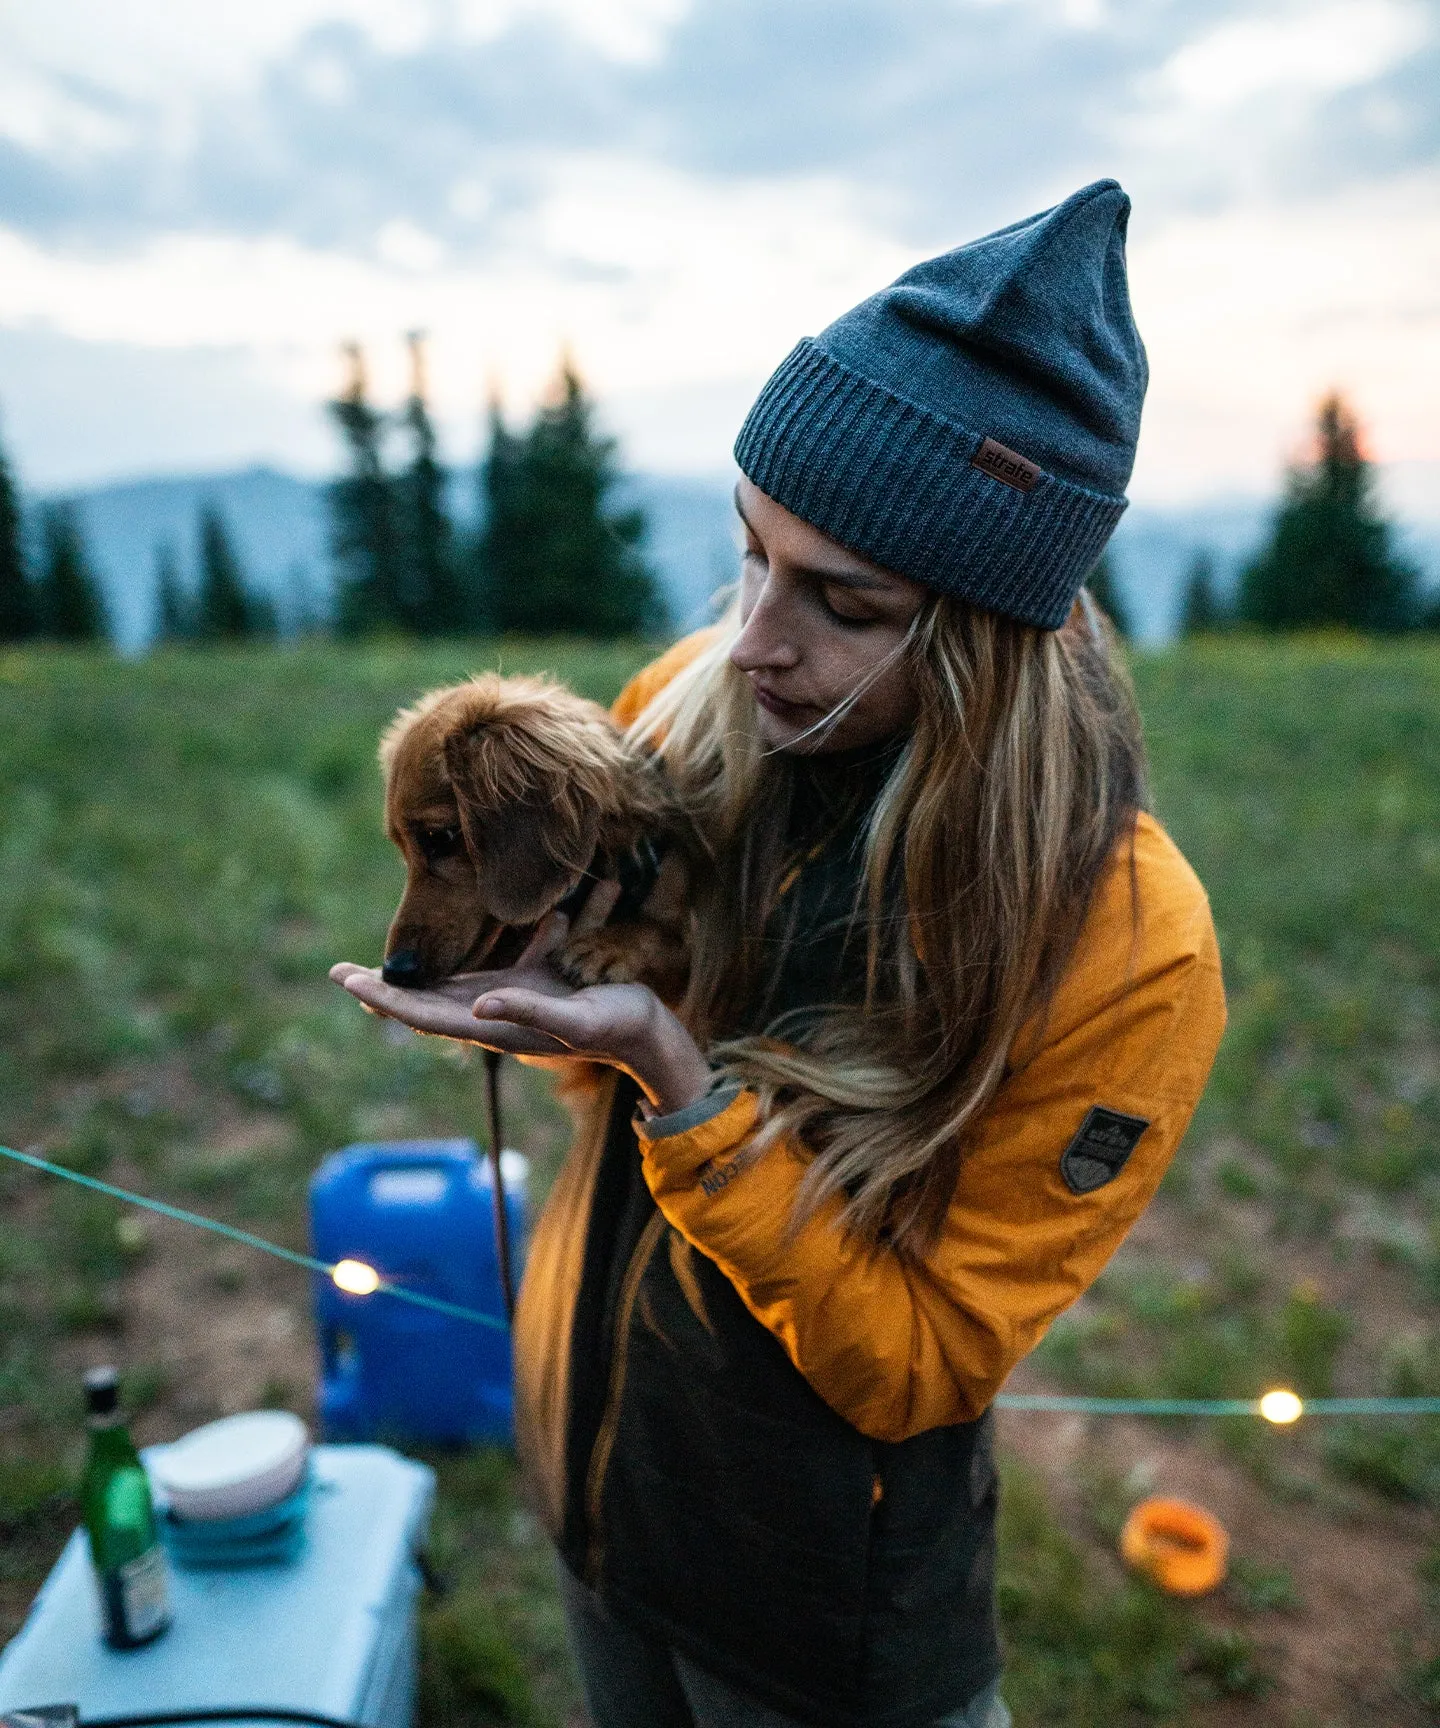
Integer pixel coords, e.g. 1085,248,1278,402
483,1047,516,1322
80,1711,363,1728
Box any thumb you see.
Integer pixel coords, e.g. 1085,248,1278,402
472,987,578,1036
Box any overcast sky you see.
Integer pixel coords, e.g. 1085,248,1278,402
0,0,1436,508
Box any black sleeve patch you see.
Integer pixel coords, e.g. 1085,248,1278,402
1060,1106,1151,1194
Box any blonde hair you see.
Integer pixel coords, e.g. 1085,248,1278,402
630,591,1148,1254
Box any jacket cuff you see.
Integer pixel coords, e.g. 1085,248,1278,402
635,1087,762,1183
637,1083,744,1141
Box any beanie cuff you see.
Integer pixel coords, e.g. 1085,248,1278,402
733,340,1127,630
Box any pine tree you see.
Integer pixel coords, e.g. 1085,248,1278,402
329,343,404,636
478,359,665,637
473,396,520,633
1179,550,1225,635
399,331,466,635
0,417,34,642
153,542,193,644
36,502,108,643
1238,393,1419,632
1085,551,1131,639
196,504,271,640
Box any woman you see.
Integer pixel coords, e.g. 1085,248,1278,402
334,179,1225,1728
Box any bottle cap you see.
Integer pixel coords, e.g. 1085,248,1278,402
83,1365,120,1417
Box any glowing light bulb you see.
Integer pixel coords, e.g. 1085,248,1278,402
1258,1388,1303,1425
332,1258,381,1296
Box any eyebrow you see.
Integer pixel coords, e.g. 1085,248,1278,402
733,488,893,592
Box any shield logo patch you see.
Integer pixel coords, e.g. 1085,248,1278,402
1060,1106,1150,1195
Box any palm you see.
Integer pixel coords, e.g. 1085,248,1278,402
330,960,575,1051
331,912,712,1113
328,958,655,1061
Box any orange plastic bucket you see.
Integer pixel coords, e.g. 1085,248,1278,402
1119,1497,1228,1596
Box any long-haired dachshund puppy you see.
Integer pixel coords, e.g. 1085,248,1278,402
378,673,691,999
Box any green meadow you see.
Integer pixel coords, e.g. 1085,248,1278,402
1,636,1437,1725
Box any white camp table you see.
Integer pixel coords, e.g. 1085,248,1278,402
0,1444,434,1728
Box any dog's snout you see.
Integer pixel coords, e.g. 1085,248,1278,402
381,948,426,988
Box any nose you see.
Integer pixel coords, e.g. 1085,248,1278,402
730,571,800,675
381,947,426,988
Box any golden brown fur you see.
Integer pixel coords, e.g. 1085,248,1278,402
379,672,691,995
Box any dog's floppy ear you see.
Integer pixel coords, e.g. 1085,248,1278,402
444,724,600,924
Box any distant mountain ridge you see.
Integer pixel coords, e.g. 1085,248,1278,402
31,465,1440,653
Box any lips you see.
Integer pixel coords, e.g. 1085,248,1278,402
752,682,818,722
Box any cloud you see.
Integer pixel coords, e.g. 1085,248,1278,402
1,0,1436,495
1154,1,1426,107
1125,169,1440,499
1,0,1435,257
0,323,331,486
0,156,917,483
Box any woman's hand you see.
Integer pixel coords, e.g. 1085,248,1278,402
330,916,712,1116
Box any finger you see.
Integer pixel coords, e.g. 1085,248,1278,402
330,961,379,984
517,912,569,967
572,877,621,935
337,972,421,1023
472,987,594,1045
337,970,393,1007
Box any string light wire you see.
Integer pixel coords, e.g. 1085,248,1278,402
0,1142,507,1332
5,1141,1439,1415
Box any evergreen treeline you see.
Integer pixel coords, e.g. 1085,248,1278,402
328,340,665,638
1181,393,1430,636
2,384,1433,650
0,418,110,646
0,428,35,642
0,411,271,649
1238,394,1421,632
150,507,277,645
37,504,110,641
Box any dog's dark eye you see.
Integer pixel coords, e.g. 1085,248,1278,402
416,823,464,863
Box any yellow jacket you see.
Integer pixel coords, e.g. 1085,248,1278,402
613,631,1226,1443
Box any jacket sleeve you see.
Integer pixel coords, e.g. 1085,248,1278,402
610,627,723,728
634,817,1226,1442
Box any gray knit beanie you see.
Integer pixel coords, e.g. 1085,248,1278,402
733,179,1147,630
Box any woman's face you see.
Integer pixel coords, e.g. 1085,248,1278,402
730,479,928,755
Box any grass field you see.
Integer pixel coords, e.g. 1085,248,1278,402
1,635,1437,1726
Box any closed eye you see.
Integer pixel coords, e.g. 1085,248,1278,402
414,822,464,864
817,582,881,628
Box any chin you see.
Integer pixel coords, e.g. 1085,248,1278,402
756,708,819,754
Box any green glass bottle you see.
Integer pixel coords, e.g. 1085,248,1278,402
80,1366,171,1649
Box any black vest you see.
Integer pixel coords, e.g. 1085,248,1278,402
547,753,1001,1726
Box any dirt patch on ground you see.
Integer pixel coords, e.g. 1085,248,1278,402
1002,1368,1437,1726
109,1210,318,1437
8,1135,1435,1726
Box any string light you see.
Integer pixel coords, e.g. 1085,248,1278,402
0,1141,506,1331
1258,1388,1304,1425
5,1144,1440,1417
331,1258,382,1296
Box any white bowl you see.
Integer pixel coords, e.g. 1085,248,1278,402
151,1411,310,1523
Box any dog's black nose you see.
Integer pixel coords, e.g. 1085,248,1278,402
381,948,425,988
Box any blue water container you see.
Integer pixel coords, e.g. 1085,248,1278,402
309,1140,526,1445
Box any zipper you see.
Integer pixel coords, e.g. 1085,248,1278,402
583,1208,668,1585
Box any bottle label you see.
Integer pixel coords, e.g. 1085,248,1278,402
112,1546,170,1643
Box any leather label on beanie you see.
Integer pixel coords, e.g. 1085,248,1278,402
972,438,1042,493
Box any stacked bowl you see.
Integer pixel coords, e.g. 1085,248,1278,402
150,1411,311,1568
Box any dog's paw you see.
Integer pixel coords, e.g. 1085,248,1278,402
556,930,643,988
